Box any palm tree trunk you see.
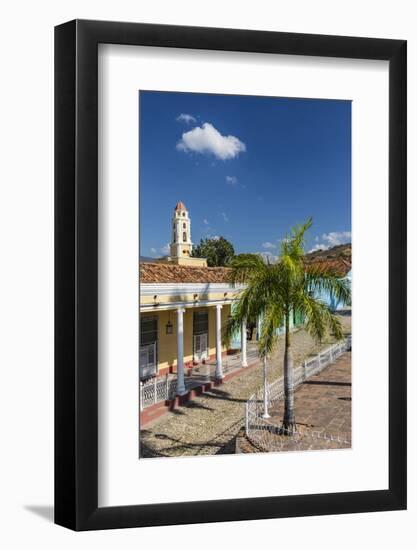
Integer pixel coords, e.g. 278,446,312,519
282,311,296,434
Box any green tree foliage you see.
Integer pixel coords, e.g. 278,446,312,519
191,237,235,267
225,218,351,433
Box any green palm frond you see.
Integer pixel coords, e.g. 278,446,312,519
228,253,267,285
279,253,301,282
226,217,348,359
258,303,285,358
222,313,241,348
327,310,344,340
280,217,312,261
305,265,351,306
295,291,343,341
223,260,282,345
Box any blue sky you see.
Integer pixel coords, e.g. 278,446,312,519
139,91,351,259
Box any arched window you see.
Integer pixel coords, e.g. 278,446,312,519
182,212,186,217
183,232,186,242
183,222,186,229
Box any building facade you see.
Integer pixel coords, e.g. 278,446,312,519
140,203,246,395
139,203,349,397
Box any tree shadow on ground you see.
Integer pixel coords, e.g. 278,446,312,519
206,388,231,397
184,401,214,411
202,388,248,403
140,433,226,457
169,408,186,415
141,416,244,458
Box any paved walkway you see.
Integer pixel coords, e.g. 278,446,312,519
266,352,352,451
285,351,351,435
140,314,351,458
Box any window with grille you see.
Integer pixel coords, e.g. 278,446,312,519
193,311,208,335
140,316,158,377
141,316,158,345
193,311,209,361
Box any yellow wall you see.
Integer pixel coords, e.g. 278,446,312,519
152,256,208,267
141,291,239,306
171,257,208,267
140,304,231,374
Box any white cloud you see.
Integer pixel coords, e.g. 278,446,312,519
262,242,276,250
220,212,229,222
160,243,170,255
176,113,196,124
150,247,157,254
308,230,351,253
308,243,329,253
226,175,238,186
177,122,246,160
203,218,209,225
321,231,351,247
207,235,220,241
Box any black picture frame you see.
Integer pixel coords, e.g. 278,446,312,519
55,19,407,531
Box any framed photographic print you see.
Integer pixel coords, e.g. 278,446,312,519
55,20,406,530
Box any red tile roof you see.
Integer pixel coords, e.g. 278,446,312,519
175,201,187,211
140,263,232,283
304,257,351,277
140,249,351,283
304,244,351,277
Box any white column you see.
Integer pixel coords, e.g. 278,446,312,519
257,315,262,341
215,304,223,380
262,356,270,418
241,318,248,367
176,308,187,395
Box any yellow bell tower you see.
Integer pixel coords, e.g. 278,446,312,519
170,201,192,258
167,202,207,267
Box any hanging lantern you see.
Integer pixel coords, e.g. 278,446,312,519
166,312,173,334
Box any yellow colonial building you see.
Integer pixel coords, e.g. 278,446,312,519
140,202,246,396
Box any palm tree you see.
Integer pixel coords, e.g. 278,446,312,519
225,218,351,434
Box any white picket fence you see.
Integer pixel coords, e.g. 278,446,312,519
245,337,351,452
140,375,178,410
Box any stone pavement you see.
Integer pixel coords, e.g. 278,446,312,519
263,351,352,452
288,351,351,436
